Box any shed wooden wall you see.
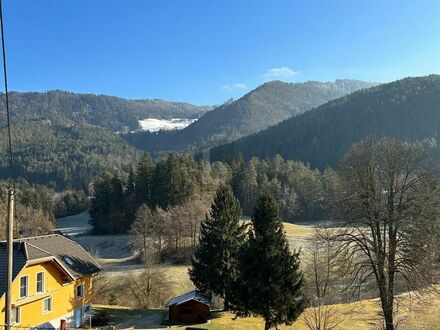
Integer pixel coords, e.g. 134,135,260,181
169,300,209,323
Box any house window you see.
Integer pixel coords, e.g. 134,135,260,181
36,272,45,293
64,256,75,266
11,306,20,324
19,276,28,298
43,297,52,313
76,284,84,298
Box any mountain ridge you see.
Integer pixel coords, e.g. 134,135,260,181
0,90,212,132
124,79,375,154
210,74,440,168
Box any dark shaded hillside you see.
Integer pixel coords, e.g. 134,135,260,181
0,121,141,189
124,79,374,153
210,75,440,168
0,90,211,132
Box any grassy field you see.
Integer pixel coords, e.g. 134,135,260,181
203,300,381,330
63,211,439,329
129,222,314,311
95,289,440,329
88,222,316,308
89,222,440,329
162,264,195,296
205,290,440,330
283,222,315,237
162,222,315,298
283,222,315,250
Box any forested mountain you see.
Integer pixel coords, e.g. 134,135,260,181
0,121,141,190
0,90,212,189
124,79,374,154
210,75,440,168
0,90,211,132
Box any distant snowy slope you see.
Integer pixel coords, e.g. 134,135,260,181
138,118,197,132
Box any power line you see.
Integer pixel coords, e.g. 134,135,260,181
0,0,15,187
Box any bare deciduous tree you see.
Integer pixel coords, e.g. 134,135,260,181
182,198,208,247
305,229,343,301
167,198,207,251
127,251,171,308
131,204,154,258
303,303,342,330
131,204,167,257
303,230,345,330
0,202,54,239
153,207,167,252
330,137,440,330
167,204,187,251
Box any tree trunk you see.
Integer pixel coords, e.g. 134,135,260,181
143,240,147,261
223,294,230,311
383,303,394,330
264,320,270,330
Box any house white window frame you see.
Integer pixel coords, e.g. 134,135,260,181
42,296,53,314
19,275,29,299
11,306,21,324
36,271,45,294
76,283,84,299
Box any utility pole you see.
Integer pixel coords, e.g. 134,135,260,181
0,1,14,326
5,189,15,330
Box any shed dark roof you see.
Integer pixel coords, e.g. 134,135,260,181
166,290,210,307
0,234,101,297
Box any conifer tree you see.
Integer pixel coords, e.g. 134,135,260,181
127,165,136,195
135,153,154,206
231,194,305,330
189,185,245,309
126,165,137,225
109,174,126,233
89,172,113,234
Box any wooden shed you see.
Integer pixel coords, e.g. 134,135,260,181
166,290,211,324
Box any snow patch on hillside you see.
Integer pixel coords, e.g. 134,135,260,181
138,118,197,132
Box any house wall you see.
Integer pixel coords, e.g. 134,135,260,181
169,300,209,323
0,261,93,329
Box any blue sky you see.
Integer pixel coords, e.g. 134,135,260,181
3,0,440,105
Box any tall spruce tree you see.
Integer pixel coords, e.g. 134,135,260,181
135,153,155,206
189,184,245,309
126,165,137,225
232,194,305,330
90,172,127,234
89,172,113,234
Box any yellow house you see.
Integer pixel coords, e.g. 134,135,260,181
0,234,101,329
